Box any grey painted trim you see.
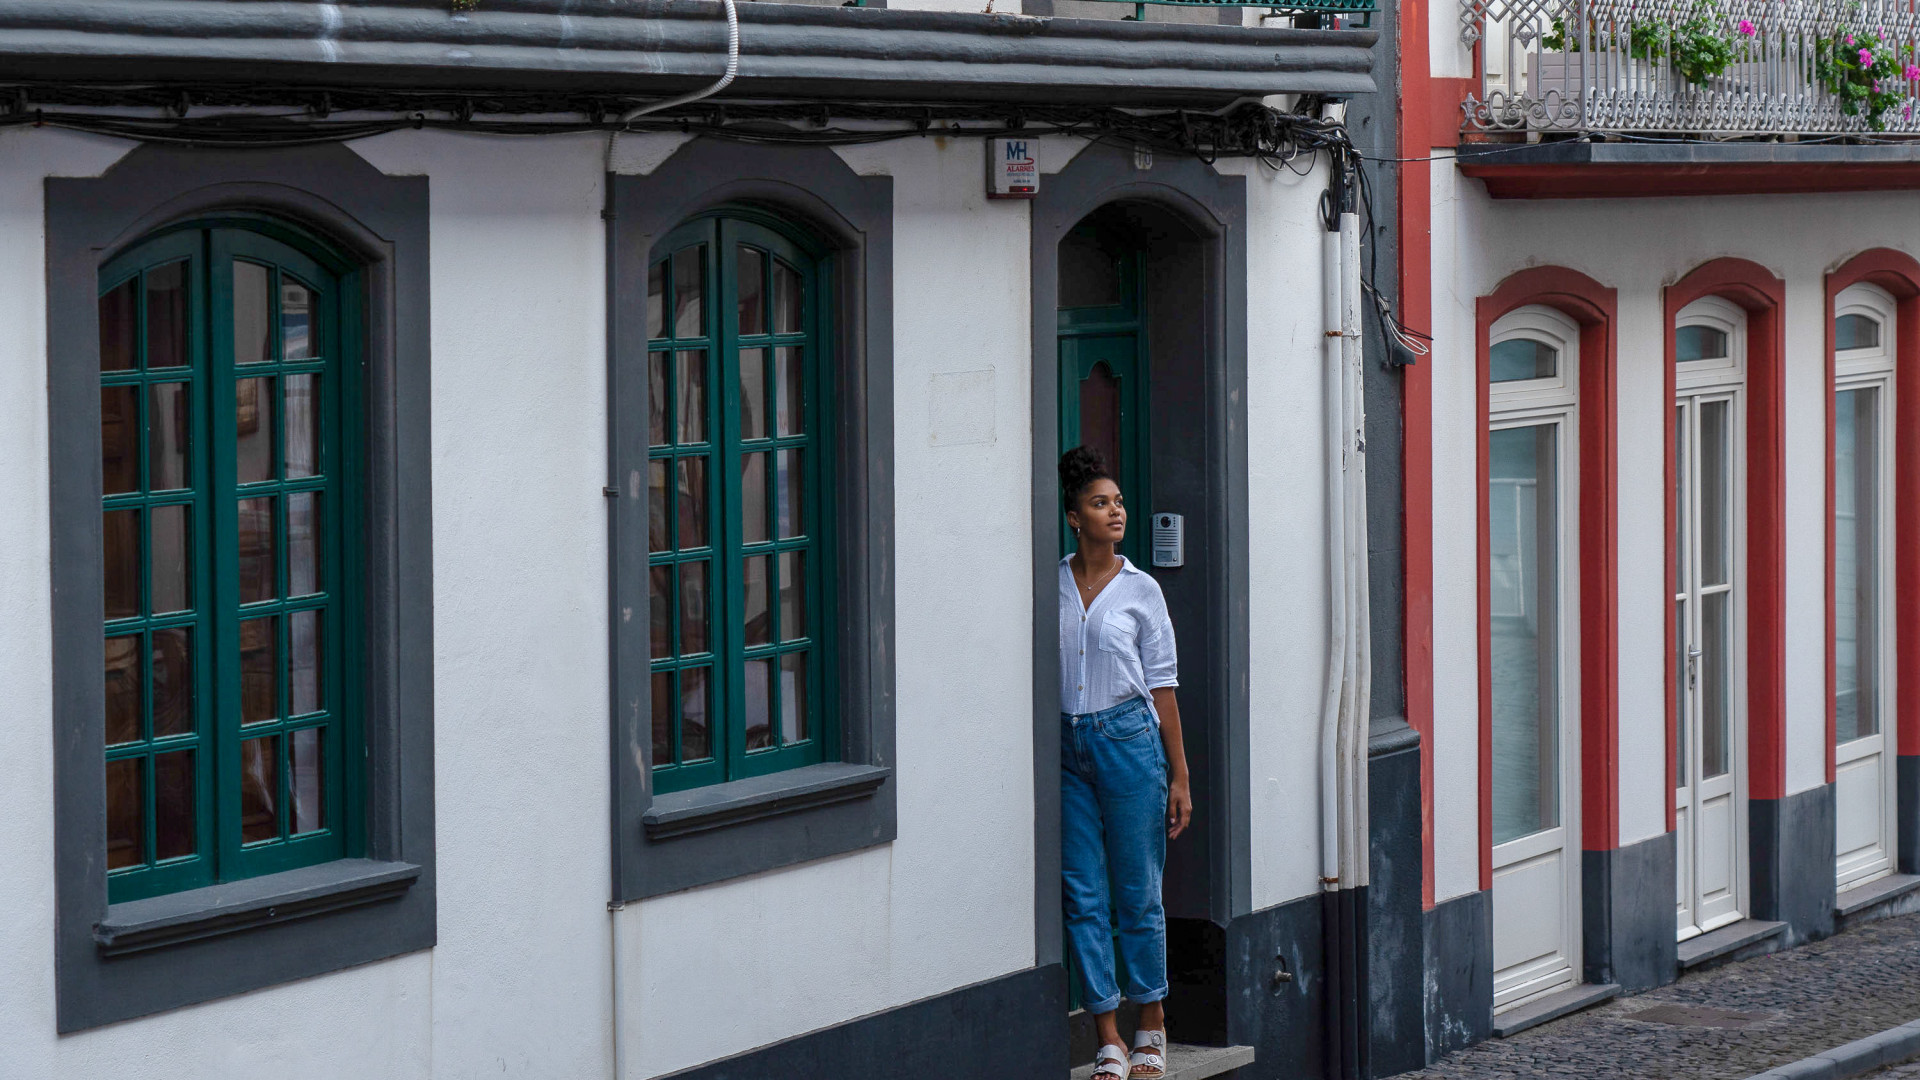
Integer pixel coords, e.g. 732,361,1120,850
1030,141,1252,946
640,763,891,840
0,0,1377,106
1455,141,1920,166
47,143,435,1032
607,138,896,902
94,859,421,956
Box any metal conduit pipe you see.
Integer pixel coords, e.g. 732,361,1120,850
619,0,740,125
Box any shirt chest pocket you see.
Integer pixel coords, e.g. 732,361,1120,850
1098,611,1140,659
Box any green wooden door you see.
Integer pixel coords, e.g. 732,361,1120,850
1058,228,1150,567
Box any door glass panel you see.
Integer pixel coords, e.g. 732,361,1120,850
101,385,140,495
238,496,277,603
1676,325,1729,363
281,280,315,360
146,261,190,370
289,726,325,834
288,492,322,597
1699,401,1732,588
675,351,707,444
1488,423,1562,845
737,247,766,337
148,382,191,491
673,247,705,340
649,353,669,447
240,735,279,843
773,261,803,335
776,347,804,436
240,616,278,724
105,634,143,745
289,609,323,716
233,261,272,366
744,658,772,750
153,750,196,860
285,374,318,478
1701,589,1732,778
105,758,143,869
151,627,194,738
1079,361,1123,479
648,262,666,341
236,377,273,484
100,278,139,371
1835,314,1881,351
1674,596,1688,782
103,508,140,620
781,652,808,744
679,560,710,655
1836,386,1881,743
151,504,191,614
651,671,672,763
742,555,771,647
680,667,711,761
1489,338,1557,382
675,457,708,549
739,348,767,440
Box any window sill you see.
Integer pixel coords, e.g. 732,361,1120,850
94,859,422,957
643,762,892,841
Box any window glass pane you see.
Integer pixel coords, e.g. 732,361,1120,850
103,508,140,620
240,616,278,725
741,453,768,544
1701,590,1732,777
1836,386,1881,743
1489,338,1557,382
288,491,322,597
236,377,273,484
776,449,804,539
1488,423,1561,845
648,261,666,341
101,385,140,495
675,350,707,444
776,347,805,436
744,658,772,751
151,504,191,614
285,374,318,478
779,551,806,642
240,735,280,843
154,750,196,860
740,348,767,440
680,667,711,761
1059,232,1122,309
673,246,705,340
650,565,671,658
737,246,766,337
649,352,669,447
238,496,278,603
147,261,190,370
1676,325,1729,363
743,555,770,647
1699,401,1731,588
151,627,194,738
780,652,808,744
679,560,710,655
290,726,325,834
106,758,143,869
649,460,670,553
675,457,708,549
100,278,138,371
774,261,803,335
281,280,314,360
105,634,143,745
1836,313,1881,352
290,609,323,716
233,261,272,366
1675,596,1688,782
148,382,191,491
651,671,673,764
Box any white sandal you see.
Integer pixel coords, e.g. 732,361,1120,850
1129,1029,1167,1079
1091,1043,1131,1080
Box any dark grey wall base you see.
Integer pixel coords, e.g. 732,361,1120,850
1582,831,1678,993
1423,889,1493,1061
1899,756,1920,875
664,965,1065,1080
1750,786,1837,946
1223,892,1332,1080
1367,722,1425,1078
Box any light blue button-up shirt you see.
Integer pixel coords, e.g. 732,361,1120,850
1059,555,1179,721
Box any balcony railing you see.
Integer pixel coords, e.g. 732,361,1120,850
1461,0,1920,134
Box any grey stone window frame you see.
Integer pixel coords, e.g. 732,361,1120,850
607,139,896,901
47,143,435,1033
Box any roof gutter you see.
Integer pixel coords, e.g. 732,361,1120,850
0,0,1376,108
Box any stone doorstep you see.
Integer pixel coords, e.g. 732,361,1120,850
1678,918,1789,971
1743,1017,1920,1080
1491,982,1622,1039
1837,874,1920,921
1068,1043,1256,1080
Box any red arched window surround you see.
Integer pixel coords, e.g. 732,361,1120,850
1662,259,1788,832
1475,266,1620,889
1824,250,1920,791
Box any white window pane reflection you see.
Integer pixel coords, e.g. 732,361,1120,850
1489,423,1562,845
1836,386,1881,743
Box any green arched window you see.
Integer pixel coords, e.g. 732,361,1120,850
646,211,834,793
98,222,360,902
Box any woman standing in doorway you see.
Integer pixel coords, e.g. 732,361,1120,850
1059,446,1193,1080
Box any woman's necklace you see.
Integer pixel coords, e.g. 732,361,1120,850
1077,557,1121,598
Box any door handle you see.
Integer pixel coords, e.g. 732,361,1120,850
1686,645,1702,687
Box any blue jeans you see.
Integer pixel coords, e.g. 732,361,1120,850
1061,696,1168,1014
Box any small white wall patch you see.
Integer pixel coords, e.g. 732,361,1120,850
928,368,996,446
987,138,1038,199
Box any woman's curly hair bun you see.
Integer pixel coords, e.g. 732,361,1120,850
1059,445,1113,512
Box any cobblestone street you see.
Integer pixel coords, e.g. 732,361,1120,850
1403,913,1920,1080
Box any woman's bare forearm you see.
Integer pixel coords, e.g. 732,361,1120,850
1151,687,1188,781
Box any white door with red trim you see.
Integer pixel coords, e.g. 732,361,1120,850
1833,284,1899,890
1487,307,1583,1011
1674,298,1748,940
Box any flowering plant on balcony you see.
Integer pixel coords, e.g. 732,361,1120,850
1540,3,1738,87
1813,28,1917,131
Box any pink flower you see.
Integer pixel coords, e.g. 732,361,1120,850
1846,32,1856,44
1861,47,1875,65
1737,18,1756,35
1904,62,1920,79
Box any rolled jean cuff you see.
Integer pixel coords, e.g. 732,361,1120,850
1130,984,1170,1005
1085,991,1124,1015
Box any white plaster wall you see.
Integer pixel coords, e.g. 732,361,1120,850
1432,0,1475,78
1220,155,1345,911
615,133,1038,1079
1426,172,1910,871
0,128,439,1080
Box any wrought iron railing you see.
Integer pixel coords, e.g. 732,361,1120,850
1460,0,1920,134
